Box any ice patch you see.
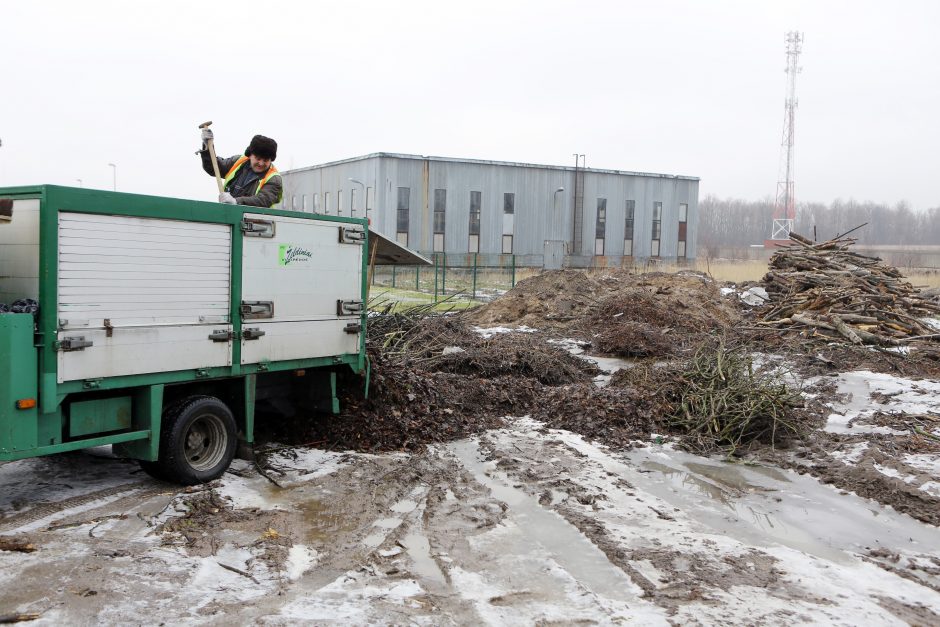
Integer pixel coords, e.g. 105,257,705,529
285,545,318,580
473,325,538,338
277,574,424,621
904,453,940,476
919,481,940,497
820,371,940,434
830,442,869,464
873,464,916,483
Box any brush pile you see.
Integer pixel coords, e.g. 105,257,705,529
758,233,940,346
667,341,805,453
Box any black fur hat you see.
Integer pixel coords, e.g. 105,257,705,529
245,135,277,160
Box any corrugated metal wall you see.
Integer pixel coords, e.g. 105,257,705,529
281,154,699,266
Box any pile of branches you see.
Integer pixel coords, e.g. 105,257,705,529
758,232,940,346
368,299,597,385
667,341,805,454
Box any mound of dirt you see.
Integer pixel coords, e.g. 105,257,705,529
465,270,606,327
467,270,741,358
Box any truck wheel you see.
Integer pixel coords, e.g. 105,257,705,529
140,396,237,485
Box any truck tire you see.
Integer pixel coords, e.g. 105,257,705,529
140,395,237,485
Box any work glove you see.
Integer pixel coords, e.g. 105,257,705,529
219,192,238,205
201,127,214,143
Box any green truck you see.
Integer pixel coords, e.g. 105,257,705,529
0,185,423,484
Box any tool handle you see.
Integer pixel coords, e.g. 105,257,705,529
205,138,225,194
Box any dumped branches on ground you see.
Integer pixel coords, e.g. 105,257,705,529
667,341,805,454
758,233,940,346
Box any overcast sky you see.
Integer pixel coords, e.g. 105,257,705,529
3,0,938,211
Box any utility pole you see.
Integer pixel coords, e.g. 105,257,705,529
767,31,803,246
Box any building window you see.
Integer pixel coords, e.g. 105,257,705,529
396,187,410,245
337,190,344,217
313,193,320,213
651,201,662,257
366,186,374,217
301,195,307,212
502,192,514,248
678,202,688,258
502,234,513,254
324,192,331,215
433,188,446,253
595,198,606,256
624,199,635,256
291,195,297,211
469,190,481,253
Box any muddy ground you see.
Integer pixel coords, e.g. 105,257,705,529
1,268,940,624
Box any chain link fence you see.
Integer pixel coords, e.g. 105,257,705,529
372,253,536,302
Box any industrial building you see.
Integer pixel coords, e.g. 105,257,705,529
280,153,699,268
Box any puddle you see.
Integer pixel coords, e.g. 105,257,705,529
402,531,447,585
298,499,358,544
362,517,404,549
553,433,940,563
450,439,642,602
621,446,940,561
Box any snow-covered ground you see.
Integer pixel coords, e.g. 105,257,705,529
0,405,938,624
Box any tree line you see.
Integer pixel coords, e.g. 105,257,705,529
697,196,940,251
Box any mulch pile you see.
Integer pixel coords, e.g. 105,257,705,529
529,383,660,450
468,269,740,358
757,233,940,347
274,259,940,456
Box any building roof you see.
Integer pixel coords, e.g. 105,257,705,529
283,152,699,182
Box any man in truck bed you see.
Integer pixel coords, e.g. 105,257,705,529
199,131,284,207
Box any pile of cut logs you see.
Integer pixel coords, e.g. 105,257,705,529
758,233,940,346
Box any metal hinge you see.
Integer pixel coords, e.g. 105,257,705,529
208,329,234,342
339,226,365,245
241,218,276,238
241,301,274,319
337,299,364,316
242,327,266,340
344,322,362,334
55,336,93,352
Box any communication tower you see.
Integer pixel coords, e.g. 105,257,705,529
767,31,803,245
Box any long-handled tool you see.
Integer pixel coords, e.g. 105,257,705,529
198,121,225,194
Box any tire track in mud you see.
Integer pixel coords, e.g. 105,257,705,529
0,481,170,533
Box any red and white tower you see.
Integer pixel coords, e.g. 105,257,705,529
767,31,803,245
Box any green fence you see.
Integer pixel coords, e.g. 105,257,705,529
372,253,525,302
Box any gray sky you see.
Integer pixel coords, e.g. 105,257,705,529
3,0,938,211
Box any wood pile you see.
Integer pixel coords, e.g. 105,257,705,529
757,232,940,346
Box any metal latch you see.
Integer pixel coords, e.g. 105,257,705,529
56,336,93,352
241,218,276,238
339,226,365,245
344,322,362,334
337,299,364,316
208,329,234,342
243,328,266,340
241,301,274,319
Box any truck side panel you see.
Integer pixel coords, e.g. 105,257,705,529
241,214,363,364
56,212,235,382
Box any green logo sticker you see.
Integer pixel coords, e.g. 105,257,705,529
278,244,312,266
